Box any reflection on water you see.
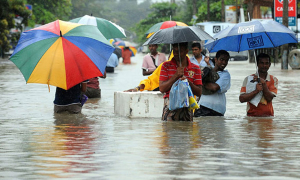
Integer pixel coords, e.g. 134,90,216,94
30,114,97,178
2,56,300,179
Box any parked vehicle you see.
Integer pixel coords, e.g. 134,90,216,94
196,21,248,61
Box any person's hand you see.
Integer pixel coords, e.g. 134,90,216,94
252,75,259,82
259,78,266,84
124,88,139,92
204,56,210,64
175,67,184,78
180,76,187,81
256,83,263,92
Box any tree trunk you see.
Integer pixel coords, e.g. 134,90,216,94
207,0,210,21
221,0,225,22
193,0,197,16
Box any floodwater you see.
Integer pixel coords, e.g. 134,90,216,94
1,53,300,180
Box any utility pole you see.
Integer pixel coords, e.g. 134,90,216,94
282,0,289,69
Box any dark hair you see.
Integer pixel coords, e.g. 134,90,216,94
256,53,271,64
172,42,188,49
216,50,230,59
191,42,201,49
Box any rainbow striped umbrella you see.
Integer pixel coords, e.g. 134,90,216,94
10,20,114,90
114,41,137,57
145,21,188,38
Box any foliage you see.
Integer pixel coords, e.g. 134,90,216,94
196,1,222,22
133,2,178,45
69,0,151,41
27,0,72,24
0,0,31,56
193,0,238,23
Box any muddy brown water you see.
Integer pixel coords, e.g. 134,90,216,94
1,53,300,179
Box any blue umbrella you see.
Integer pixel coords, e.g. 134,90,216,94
205,20,297,53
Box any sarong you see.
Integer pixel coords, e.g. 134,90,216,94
162,98,193,121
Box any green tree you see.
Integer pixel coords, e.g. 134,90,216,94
69,0,151,40
194,0,241,23
134,2,178,44
0,0,31,57
27,0,72,24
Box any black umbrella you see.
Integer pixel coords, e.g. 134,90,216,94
143,26,213,46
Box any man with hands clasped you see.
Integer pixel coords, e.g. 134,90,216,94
239,53,278,117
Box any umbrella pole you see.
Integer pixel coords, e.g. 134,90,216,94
253,49,260,82
250,32,260,82
178,44,182,67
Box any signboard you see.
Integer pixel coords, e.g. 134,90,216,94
274,0,297,26
26,4,32,15
225,5,240,23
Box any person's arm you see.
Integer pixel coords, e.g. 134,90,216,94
206,71,230,93
143,69,154,76
239,83,262,103
204,56,211,66
260,78,275,102
239,75,263,103
159,67,184,93
124,84,145,92
204,82,220,93
100,71,106,79
81,82,87,93
187,78,202,97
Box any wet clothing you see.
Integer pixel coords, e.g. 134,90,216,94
159,57,202,121
240,74,278,117
54,81,87,114
198,70,231,116
54,104,82,114
159,57,202,99
162,98,193,121
86,87,101,98
86,77,100,98
106,53,119,68
122,49,132,64
54,84,82,106
142,52,166,72
194,105,223,116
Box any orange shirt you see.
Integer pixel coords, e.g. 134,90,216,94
122,49,132,64
240,74,278,117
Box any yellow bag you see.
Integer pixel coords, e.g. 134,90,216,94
188,86,199,110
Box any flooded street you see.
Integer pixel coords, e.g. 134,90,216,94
1,52,300,180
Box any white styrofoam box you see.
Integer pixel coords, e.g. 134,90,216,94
114,91,164,118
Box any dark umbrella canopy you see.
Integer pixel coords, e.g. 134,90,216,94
143,26,213,46
113,45,122,59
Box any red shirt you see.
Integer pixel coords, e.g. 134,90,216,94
159,57,202,98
